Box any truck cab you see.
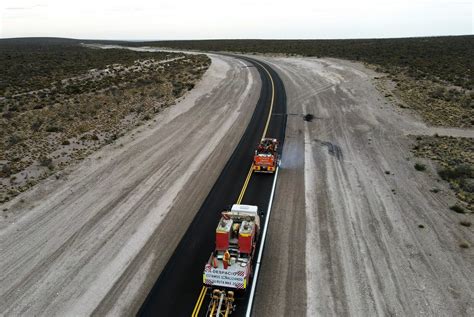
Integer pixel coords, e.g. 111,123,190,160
253,138,279,173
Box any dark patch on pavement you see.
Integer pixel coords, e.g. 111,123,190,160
303,113,314,122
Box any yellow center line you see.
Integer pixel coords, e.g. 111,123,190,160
235,61,275,205
236,164,254,204
192,59,275,317
192,286,207,317
253,61,275,140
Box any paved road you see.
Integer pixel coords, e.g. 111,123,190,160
138,57,287,316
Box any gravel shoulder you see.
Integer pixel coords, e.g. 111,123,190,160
253,56,473,316
0,54,261,316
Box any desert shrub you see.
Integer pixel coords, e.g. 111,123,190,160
2,111,14,119
439,164,474,180
45,124,62,132
460,178,474,193
31,118,44,131
7,134,23,146
8,104,19,112
414,163,426,171
0,164,12,177
429,87,446,99
38,156,54,170
450,205,465,214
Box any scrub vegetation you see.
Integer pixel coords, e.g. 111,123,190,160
128,36,473,128
0,38,210,202
412,135,474,211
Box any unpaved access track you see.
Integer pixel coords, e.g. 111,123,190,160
252,56,473,316
0,54,261,316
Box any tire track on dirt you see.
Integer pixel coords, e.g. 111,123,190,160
255,56,473,317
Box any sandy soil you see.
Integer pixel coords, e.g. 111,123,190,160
253,56,473,316
0,54,261,316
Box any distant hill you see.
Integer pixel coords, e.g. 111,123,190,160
0,37,81,46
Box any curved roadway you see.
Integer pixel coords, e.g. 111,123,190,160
138,56,287,316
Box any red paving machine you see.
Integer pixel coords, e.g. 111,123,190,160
203,204,261,316
253,138,279,173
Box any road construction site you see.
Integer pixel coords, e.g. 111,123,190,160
1,50,472,317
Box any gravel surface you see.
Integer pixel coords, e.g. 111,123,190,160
0,54,260,316
253,56,473,316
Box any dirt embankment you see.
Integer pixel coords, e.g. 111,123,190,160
0,54,261,316
253,56,473,316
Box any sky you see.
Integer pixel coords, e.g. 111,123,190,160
1,0,472,40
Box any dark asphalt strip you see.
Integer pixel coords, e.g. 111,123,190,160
231,57,287,317
137,56,287,317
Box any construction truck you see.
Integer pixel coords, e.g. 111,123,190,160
203,204,261,316
253,138,279,173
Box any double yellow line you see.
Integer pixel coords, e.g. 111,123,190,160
191,59,275,317
192,285,208,317
235,60,275,205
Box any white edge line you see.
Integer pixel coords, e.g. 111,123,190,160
245,166,280,317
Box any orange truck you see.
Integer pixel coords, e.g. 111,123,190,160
253,138,279,173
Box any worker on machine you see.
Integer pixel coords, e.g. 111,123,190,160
223,249,231,269
212,252,218,268
232,223,240,237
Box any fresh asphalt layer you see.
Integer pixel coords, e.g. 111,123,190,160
137,56,287,317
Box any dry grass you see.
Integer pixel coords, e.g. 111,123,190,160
412,135,473,211
377,73,473,128
0,40,210,203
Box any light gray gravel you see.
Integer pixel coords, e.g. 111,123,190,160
253,56,473,317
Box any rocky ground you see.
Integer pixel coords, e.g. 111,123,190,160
253,56,473,317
